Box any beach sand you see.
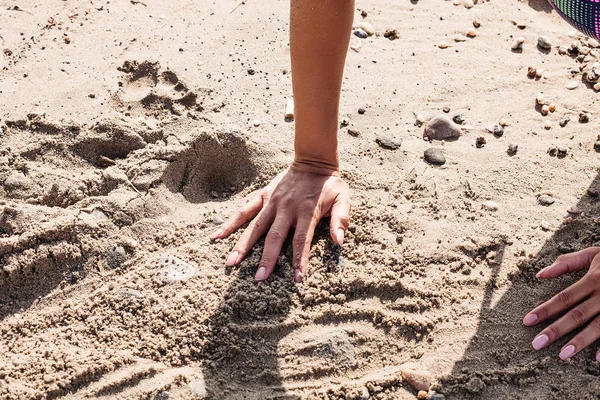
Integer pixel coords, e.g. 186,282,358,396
1,0,600,398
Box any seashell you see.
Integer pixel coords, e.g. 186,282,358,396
353,29,368,39
359,22,375,36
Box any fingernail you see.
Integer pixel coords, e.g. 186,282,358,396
210,229,224,240
596,351,600,362
523,313,538,326
537,261,557,277
255,266,267,281
559,345,575,360
226,251,239,266
337,228,345,246
532,334,549,350
294,269,303,283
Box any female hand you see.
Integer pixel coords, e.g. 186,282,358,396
523,247,600,361
211,162,351,282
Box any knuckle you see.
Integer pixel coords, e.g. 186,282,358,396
249,218,263,231
546,325,561,341
570,308,587,325
259,256,273,268
293,233,310,246
299,200,317,215
557,290,573,307
279,195,294,208
267,229,285,242
591,317,600,333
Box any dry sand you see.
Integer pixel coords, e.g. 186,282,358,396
1,0,600,398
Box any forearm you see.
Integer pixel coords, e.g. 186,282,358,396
290,0,354,171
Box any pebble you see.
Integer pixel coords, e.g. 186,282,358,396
549,104,556,113
476,136,486,148
541,105,550,116
492,124,504,137
594,141,600,152
535,92,546,105
425,114,461,140
358,108,366,115
443,106,451,113
340,117,350,127
417,391,428,400
567,205,581,214
401,366,434,391
482,201,499,211
154,391,169,400
347,128,361,137
212,214,224,225
285,98,294,120
538,35,552,50
157,254,198,283
438,41,450,49
548,146,558,156
375,135,402,150
361,10,368,18
454,34,467,42
464,0,474,9
588,188,599,198
107,245,127,268
466,30,477,38
472,19,481,28
359,22,375,36
353,29,368,39
416,114,426,125
579,113,590,123
566,81,579,90
557,147,568,157
540,220,551,231
424,148,446,165
384,29,400,40
559,118,570,127
253,119,261,127
544,120,552,130
511,37,525,51
589,38,600,48
3,48,12,56
452,115,465,125
538,194,555,206
507,143,518,155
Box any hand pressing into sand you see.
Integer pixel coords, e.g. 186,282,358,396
523,247,600,361
211,162,350,282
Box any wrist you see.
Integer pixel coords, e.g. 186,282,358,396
291,158,339,176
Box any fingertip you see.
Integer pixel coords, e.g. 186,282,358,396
255,266,267,281
523,313,538,326
226,251,239,266
210,228,224,241
336,228,345,246
536,261,558,278
294,268,303,283
596,350,600,362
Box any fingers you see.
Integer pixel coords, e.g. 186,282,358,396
536,247,600,279
226,208,275,267
329,192,351,246
556,313,600,360
255,215,293,281
529,296,600,353
211,194,264,240
524,278,593,327
292,204,320,282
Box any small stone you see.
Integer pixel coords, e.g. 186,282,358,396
540,220,551,231
507,143,518,155
476,136,486,148
549,104,556,113
594,141,600,152
359,22,375,36
579,113,590,123
466,30,476,38
158,254,198,283
358,108,366,115
443,106,451,113
588,188,599,198
559,118,570,127
499,119,508,127
425,114,461,140
429,394,446,400
108,245,127,268
253,119,261,127
541,105,550,116
535,92,546,105
567,205,581,214
548,146,557,156
536,69,544,78
452,115,465,125
353,29,368,39
384,29,400,40
347,128,361,137
482,201,499,211
375,135,402,150
438,41,450,49
492,124,504,137
360,387,370,400
424,148,446,165
538,194,555,206
3,48,12,56
154,391,169,400
472,19,481,28
454,34,467,42
566,81,579,90
417,391,428,400
361,10,368,18
415,114,426,126
340,117,350,127
401,366,434,392
464,0,474,9
96,155,116,168
212,214,224,225
511,37,525,51
544,120,552,130
538,35,552,50
557,147,568,157
88,93,96,99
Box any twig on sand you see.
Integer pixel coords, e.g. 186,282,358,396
230,0,248,14
130,0,147,6
5,5,33,15
126,179,143,196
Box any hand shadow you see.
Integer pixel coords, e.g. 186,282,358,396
440,175,600,398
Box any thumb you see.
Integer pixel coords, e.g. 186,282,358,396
329,193,351,246
537,247,600,279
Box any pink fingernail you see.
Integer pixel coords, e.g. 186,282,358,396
537,261,558,277
523,313,538,326
559,345,575,360
596,352,600,362
294,269,303,283
337,229,345,246
532,334,549,350
255,266,267,281
226,251,239,266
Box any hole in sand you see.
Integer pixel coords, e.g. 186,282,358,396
161,131,258,203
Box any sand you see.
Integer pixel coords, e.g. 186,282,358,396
1,0,600,398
